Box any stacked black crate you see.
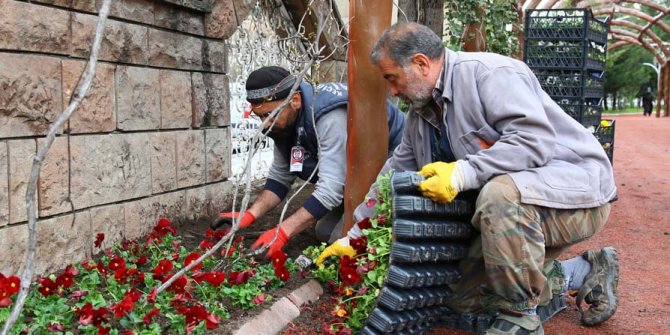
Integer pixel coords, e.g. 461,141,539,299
524,9,609,130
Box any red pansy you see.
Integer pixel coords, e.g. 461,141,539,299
143,307,160,325
357,217,372,230
271,250,288,268
109,257,126,271
183,252,203,271
94,233,105,248
38,277,57,297
153,218,176,236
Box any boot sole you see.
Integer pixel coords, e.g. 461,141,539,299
582,247,619,326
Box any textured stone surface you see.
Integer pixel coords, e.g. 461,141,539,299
205,181,233,213
90,204,125,250
202,39,227,73
70,133,151,209
38,136,71,217
205,0,237,39
72,13,149,65
8,140,37,224
62,60,116,133
0,53,63,138
155,1,205,35
124,197,156,240
150,132,177,193
0,0,71,55
0,212,93,276
176,131,206,188
37,212,93,274
205,128,231,182
232,0,255,23
184,181,232,221
0,143,8,227
233,297,300,335
148,29,203,70
116,66,161,131
192,73,230,127
105,0,155,25
152,191,186,224
160,70,192,129
287,279,324,308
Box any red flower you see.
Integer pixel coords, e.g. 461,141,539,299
0,276,20,295
184,252,202,271
153,218,176,236
199,240,213,251
38,277,57,297
81,258,96,271
143,307,160,325
122,330,134,335
111,294,135,318
108,257,126,271
152,259,173,277
94,233,105,248
253,293,266,305
165,275,188,294
76,303,109,326
177,304,219,333
357,217,372,230
114,268,129,284
350,236,368,255
96,261,109,276
147,287,158,304
228,270,255,285
377,214,387,226
55,272,74,289
133,256,147,267
366,198,377,208
271,250,288,268
339,265,361,286
70,290,88,301
204,271,226,287
274,266,290,282
47,322,64,332
64,264,78,276
126,268,145,286
0,297,11,307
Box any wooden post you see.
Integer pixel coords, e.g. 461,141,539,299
664,64,669,117
343,0,393,235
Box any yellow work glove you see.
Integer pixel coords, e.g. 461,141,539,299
417,161,466,204
315,237,356,267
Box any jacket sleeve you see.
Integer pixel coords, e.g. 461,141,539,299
462,65,557,190
302,108,348,219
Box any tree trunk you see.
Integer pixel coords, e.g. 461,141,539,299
343,0,393,235
397,0,444,36
461,5,486,51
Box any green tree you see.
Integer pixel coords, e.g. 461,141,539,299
604,44,656,109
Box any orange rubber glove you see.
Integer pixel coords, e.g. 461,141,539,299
251,226,289,258
211,211,256,230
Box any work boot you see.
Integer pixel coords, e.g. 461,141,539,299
576,247,620,326
484,314,544,335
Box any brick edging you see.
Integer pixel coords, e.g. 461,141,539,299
232,279,324,335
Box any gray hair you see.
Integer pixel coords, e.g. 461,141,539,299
370,22,444,66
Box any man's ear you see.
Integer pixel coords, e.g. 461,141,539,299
290,92,302,110
411,53,431,75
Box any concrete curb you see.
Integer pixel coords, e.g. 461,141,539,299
232,279,324,335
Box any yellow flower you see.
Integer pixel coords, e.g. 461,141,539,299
336,307,347,317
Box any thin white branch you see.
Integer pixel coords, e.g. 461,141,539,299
0,1,112,333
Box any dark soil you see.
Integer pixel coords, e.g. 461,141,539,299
277,114,670,335
173,183,320,334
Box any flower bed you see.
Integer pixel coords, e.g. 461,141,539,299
0,219,299,334
302,172,394,334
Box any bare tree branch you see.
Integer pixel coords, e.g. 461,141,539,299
0,0,112,333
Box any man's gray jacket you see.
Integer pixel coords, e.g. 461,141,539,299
376,48,616,212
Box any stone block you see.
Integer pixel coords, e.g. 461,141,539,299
205,0,237,39
205,128,231,182
148,29,203,70
0,212,93,276
90,204,125,250
154,1,205,36
70,133,152,209
104,0,155,25
176,131,206,188
0,143,8,226
37,212,93,274
150,132,178,193
153,191,186,225
0,0,71,55
202,39,227,73
116,66,161,131
62,60,116,133
38,136,71,217
29,0,96,12
182,0,212,12
0,53,63,138
72,13,149,65
160,70,193,129
192,73,230,127
232,0,255,23
124,197,157,240
287,279,324,308
184,181,232,221
8,140,37,224
205,180,233,213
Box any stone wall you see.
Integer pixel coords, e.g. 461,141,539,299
0,0,249,276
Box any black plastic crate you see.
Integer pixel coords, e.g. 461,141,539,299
390,241,469,263
525,9,609,45
386,263,462,289
595,119,615,163
555,97,603,128
524,39,606,70
534,68,604,99
393,218,474,240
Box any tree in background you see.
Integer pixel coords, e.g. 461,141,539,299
604,44,656,110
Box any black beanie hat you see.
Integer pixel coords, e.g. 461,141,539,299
245,66,297,103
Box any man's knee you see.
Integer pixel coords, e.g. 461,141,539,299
473,175,521,227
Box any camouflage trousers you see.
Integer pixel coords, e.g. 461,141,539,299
448,175,611,313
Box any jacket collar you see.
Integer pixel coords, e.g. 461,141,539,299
441,48,457,102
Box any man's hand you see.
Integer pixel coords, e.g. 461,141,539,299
417,161,465,203
251,226,289,258
211,211,256,230
316,237,356,266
